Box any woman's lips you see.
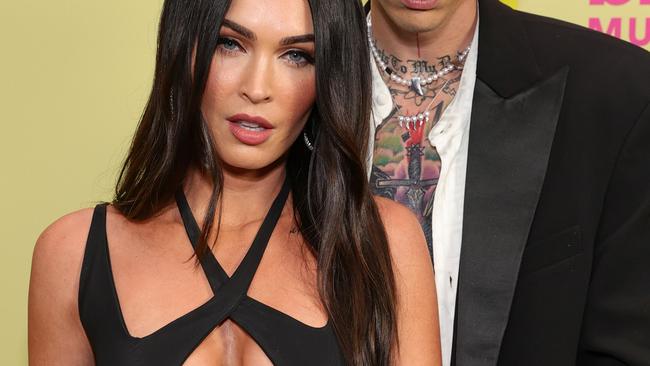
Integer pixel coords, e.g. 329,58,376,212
401,0,438,10
226,114,274,146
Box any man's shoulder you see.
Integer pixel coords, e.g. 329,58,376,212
512,9,650,81
500,8,650,106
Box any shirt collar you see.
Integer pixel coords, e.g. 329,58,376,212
429,16,480,139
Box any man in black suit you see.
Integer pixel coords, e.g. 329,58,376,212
365,0,650,364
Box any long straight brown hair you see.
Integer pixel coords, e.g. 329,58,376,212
113,0,397,364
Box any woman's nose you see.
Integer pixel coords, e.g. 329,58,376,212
240,56,273,104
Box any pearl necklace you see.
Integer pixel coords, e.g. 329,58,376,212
367,17,470,129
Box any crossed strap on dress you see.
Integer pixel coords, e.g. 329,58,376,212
175,177,290,299
79,177,345,365
159,178,292,360
113,179,291,364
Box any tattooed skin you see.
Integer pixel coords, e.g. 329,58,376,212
370,46,465,255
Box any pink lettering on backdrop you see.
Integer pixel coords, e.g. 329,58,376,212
629,18,650,46
588,0,650,47
590,0,650,3
589,0,629,4
589,17,623,38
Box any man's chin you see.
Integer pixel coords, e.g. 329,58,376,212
390,11,443,33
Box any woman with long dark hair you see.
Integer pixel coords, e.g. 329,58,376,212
28,0,440,364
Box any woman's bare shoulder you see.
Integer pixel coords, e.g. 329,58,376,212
30,206,103,290
372,198,441,364
373,196,429,261
29,207,100,365
373,196,419,226
33,208,96,262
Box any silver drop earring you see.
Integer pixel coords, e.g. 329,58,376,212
303,132,314,151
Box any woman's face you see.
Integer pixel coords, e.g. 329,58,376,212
201,0,316,172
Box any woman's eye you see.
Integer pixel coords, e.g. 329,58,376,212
217,37,243,53
284,50,314,66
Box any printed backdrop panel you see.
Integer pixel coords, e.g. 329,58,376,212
515,0,650,50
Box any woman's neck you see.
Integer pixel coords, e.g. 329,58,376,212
183,163,288,229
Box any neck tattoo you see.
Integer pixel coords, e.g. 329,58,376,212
367,16,470,130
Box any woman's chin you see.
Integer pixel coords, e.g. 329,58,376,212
219,152,287,177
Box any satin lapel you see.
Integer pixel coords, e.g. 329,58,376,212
454,67,569,366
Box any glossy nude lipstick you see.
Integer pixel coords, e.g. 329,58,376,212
226,114,274,146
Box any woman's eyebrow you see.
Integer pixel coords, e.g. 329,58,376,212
222,19,256,40
222,19,314,46
280,34,315,45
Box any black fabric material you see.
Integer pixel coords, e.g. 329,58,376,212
78,180,344,365
451,1,650,365
455,68,568,365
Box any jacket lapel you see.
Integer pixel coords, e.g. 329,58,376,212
454,1,569,365
454,68,568,366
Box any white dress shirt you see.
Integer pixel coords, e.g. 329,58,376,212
368,21,479,366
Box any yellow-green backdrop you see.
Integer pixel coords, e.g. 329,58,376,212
1,0,647,364
0,1,165,363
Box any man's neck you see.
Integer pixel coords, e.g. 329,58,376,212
370,1,478,67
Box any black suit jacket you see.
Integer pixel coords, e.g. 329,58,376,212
452,1,650,365
364,0,650,364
